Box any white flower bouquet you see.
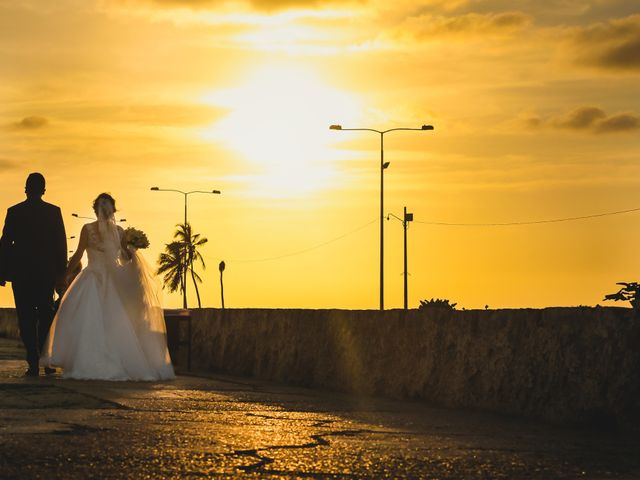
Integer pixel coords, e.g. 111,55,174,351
124,227,150,250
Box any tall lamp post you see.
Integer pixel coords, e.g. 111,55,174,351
150,187,221,309
387,207,414,310
330,124,433,310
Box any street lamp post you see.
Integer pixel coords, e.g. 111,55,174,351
72,213,94,221
150,187,221,309
150,188,221,229
388,207,414,310
72,213,127,222
330,124,433,310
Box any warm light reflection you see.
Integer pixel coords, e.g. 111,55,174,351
200,65,360,196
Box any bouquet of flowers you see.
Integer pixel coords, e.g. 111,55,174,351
124,227,150,250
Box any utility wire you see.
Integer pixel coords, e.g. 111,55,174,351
227,218,378,264
222,205,639,265
414,206,640,227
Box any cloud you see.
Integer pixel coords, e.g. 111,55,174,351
11,116,48,130
0,158,17,171
117,104,226,126
122,0,355,12
533,106,640,134
595,113,640,134
56,104,225,127
570,14,640,70
523,115,542,129
395,11,531,40
554,106,606,129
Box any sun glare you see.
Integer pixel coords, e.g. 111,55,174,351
200,65,360,196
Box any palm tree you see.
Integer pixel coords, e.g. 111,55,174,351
157,241,187,306
157,222,208,308
174,223,208,308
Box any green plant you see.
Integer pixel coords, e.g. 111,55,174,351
603,282,640,310
419,298,457,310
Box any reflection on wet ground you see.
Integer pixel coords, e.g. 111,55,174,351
1,338,639,479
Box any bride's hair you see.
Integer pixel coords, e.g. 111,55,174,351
92,193,117,215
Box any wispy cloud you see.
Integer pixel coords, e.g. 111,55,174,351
392,11,531,41
27,104,226,127
595,113,640,134
115,0,358,12
526,106,640,134
10,116,48,130
569,14,640,71
0,158,17,171
553,106,606,130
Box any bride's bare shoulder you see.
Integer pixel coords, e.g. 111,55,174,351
81,222,102,238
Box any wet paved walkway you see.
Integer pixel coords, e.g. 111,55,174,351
1,338,640,479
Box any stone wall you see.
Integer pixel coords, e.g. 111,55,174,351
190,307,640,427
2,305,638,426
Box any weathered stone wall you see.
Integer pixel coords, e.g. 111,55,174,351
190,307,640,427
2,306,638,426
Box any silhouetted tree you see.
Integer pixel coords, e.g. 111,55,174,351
219,260,225,309
157,223,208,309
157,241,186,306
604,282,640,310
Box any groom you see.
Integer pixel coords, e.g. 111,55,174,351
0,173,67,376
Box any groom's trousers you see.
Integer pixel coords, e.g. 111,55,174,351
12,279,56,368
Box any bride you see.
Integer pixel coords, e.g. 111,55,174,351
41,193,175,381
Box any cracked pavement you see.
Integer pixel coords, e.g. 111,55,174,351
1,338,640,479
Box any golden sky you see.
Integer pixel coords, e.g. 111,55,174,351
1,0,640,309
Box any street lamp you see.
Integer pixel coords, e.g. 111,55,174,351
67,235,76,253
150,186,222,309
150,187,221,228
72,213,127,222
330,124,433,310
387,207,414,310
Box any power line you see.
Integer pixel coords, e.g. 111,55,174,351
414,206,640,227
227,218,378,264
220,205,639,265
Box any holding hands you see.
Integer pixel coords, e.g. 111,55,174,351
58,261,82,297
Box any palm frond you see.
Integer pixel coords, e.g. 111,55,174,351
156,222,209,307
189,267,203,283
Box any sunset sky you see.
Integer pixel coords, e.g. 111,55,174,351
1,0,640,309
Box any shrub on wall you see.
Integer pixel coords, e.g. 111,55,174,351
419,298,457,310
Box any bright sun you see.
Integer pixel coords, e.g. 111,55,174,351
200,65,360,196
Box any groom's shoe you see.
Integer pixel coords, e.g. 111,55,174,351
44,367,56,375
24,367,39,377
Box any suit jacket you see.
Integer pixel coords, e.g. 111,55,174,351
0,198,67,283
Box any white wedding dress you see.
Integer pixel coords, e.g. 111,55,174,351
42,212,175,381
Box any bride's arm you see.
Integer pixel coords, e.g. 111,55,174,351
66,225,88,277
118,226,132,260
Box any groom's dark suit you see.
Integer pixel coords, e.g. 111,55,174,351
0,198,67,369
